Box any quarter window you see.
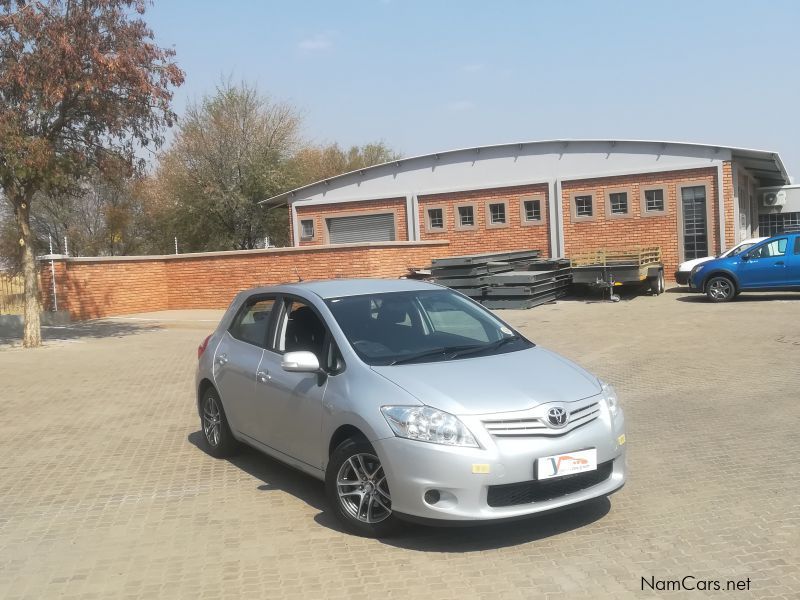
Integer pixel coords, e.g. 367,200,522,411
458,205,475,227
489,203,506,224
523,199,541,221
609,192,628,215
644,189,665,212
575,195,593,217
427,207,444,230
229,297,276,348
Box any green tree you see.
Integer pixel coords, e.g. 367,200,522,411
0,0,183,346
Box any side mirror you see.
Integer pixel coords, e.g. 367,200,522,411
740,253,749,261
281,351,321,373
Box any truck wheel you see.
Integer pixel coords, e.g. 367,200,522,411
650,271,665,295
705,276,736,303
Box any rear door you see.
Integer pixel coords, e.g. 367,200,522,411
738,238,789,288
787,236,800,286
213,295,277,441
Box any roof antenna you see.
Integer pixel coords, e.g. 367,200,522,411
293,265,303,282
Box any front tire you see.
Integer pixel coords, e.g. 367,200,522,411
200,386,239,458
325,438,400,538
705,276,736,303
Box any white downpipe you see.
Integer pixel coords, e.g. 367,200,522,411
48,235,58,312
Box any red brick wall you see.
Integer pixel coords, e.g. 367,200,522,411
39,241,449,319
723,161,735,248
562,167,719,276
418,184,551,256
294,197,408,246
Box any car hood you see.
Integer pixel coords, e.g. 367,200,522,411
678,255,714,272
370,347,601,415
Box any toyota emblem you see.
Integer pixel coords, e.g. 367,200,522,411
546,406,568,428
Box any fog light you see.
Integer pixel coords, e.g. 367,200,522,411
424,489,441,505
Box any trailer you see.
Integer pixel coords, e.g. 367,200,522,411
570,246,665,297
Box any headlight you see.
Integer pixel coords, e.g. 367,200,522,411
381,406,478,447
693,264,705,274
600,381,620,417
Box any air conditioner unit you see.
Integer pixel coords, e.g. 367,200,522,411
762,190,787,207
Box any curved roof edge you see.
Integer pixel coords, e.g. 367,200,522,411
261,138,789,205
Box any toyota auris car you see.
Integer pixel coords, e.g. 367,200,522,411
195,279,627,537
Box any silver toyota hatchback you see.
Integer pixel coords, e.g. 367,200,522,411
196,279,626,537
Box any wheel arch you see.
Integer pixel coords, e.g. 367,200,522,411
197,378,216,415
328,424,370,458
701,269,739,292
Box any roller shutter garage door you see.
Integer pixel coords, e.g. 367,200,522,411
326,213,396,244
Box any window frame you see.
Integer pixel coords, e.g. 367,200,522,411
454,202,477,230
299,218,316,241
570,192,595,222
604,187,633,219
424,204,447,233
227,294,279,349
640,185,668,217
485,200,509,229
520,196,545,226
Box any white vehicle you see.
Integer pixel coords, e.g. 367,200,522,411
674,238,767,284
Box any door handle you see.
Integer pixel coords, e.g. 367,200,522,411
256,370,271,384
775,261,785,266
216,353,228,366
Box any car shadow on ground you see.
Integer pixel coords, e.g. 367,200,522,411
0,319,161,346
188,431,612,551
676,293,800,303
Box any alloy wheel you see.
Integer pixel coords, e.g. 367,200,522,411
336,453,392,523
203,395,222,447
708,278,732,300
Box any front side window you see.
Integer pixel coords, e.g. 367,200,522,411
300,219,315,239
229,297,276,348
427,207,444,230
575,195,593,217
326,289,532,366
749,238,787,259
458,205,474,227
523,199,541,221
277,299,327,361
489,202,506,224
609,192,628,215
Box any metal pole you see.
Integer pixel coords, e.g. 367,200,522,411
174,237,178,254
49,235,58,312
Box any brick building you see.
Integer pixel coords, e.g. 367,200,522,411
261,140,791,276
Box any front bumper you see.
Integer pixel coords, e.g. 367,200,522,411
373,408,626,522
674,271,690,285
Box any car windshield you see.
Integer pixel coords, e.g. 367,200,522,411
325,289,533,366
726,242,756,257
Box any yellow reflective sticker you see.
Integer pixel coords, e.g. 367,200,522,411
472,464,490,474
617,434,626,446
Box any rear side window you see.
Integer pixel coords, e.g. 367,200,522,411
795,237,800,255
229,297,276,348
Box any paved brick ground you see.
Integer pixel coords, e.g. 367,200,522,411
1,290,799,599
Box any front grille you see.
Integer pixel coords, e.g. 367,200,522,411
482,399,601,437
486,460,614,507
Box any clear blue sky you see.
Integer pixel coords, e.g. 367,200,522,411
147,0,800,181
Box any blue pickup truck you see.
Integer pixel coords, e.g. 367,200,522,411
689,232,800,302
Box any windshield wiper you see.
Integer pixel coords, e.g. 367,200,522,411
388,344,479,365
449,335,522,359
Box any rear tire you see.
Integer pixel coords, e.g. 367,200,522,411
705,276,736,303
325,438,400,538
650,270,665,295
200,386,239,458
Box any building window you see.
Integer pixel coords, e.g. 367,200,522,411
428,208,444,229
488,202,506,225
759,211,800,236
523,199,541,221
458,205,474,227
645,189,665,212
300,219,315,240
575,195,593,218
609,192,629,215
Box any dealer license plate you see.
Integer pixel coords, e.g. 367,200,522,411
536,448,597,480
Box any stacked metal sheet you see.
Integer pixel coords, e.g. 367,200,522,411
430,250,572,309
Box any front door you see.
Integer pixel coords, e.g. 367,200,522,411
252,297,328,469
682,186,708,261
738,237,789,288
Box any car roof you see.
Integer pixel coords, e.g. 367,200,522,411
244,278,443,300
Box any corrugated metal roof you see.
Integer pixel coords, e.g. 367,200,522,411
261,139,789,206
